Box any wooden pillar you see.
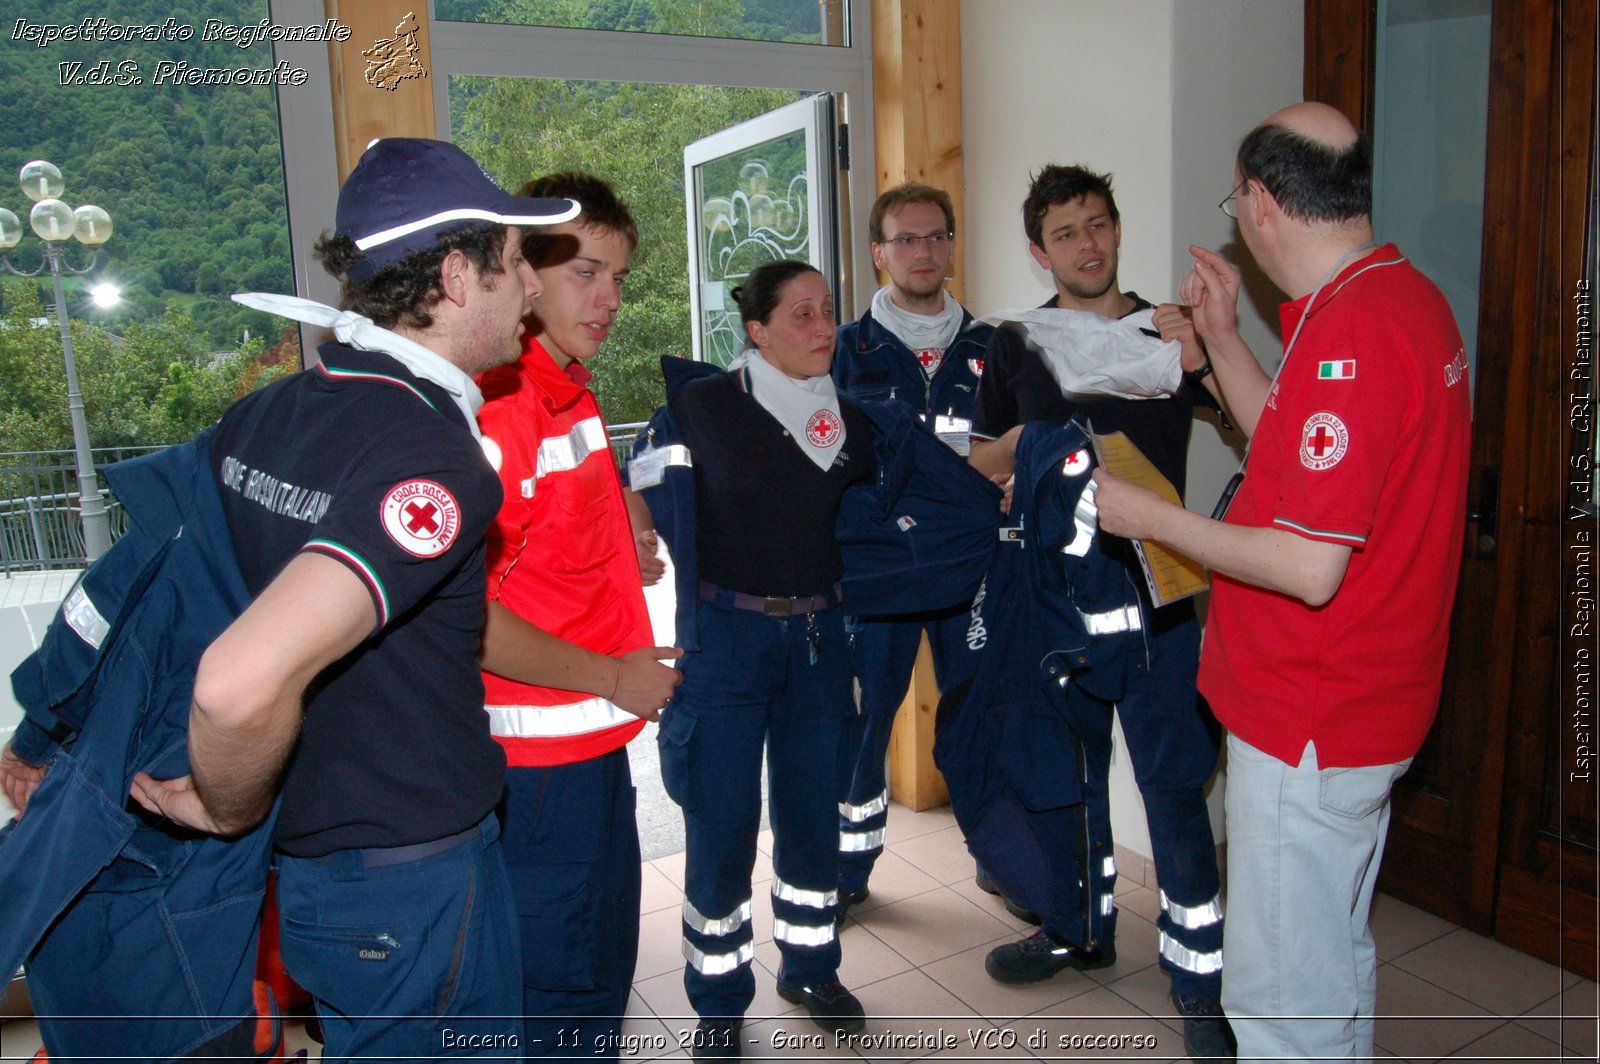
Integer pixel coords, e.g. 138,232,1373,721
325,2,437,180
871,0,963,811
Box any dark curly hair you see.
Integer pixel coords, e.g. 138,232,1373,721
1235,123,1372,225
730,259,823,335
1022,164,1119,249
313,222,509,330
515,172,637,267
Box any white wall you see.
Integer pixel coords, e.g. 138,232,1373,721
959,0,1304,861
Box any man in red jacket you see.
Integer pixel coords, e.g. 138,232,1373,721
475,172,680,1061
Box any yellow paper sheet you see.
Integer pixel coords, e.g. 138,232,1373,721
1091,430,1210,606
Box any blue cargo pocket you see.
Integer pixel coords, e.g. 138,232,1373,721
507,860,596,991
657,705,698,813
997,704,1082,812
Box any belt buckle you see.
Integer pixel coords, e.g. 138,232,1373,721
762,596,791,617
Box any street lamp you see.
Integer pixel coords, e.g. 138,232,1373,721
0,160,114,562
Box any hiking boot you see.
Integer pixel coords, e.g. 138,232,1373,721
775,978,866,1036
691,1017,744,1061
984,930,1115,984
1171,993,1236,1063
973,869,1042,925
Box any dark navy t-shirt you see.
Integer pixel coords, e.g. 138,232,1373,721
211,343,505,857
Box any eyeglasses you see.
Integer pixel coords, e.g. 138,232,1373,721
1219,179,1248,219
881,231,952,251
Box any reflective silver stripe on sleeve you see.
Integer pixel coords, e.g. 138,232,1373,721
486,698,636,739
682,939,754,976
1062,480,1099,558
1100,892,1116,917
1159,930,1223,975
682,897,752,937
62,584,108,649
837,789,888,823
1160,890,1224,930
773,918,837,947
839,828,885,853
1102,856,1117,880
1081,605,1143,636
771,878,837,910
658,444,693,468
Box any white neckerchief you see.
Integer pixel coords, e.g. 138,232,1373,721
870,286,965,371
728,348,845,471
230,292,486,439
980,306,1182,400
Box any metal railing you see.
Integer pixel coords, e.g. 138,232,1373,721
2,427,650,575
0,447,156,573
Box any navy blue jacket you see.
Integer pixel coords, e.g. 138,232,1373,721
833,306,994,421
3,431,277,1062
934,419,1148,920
628,357,1003,650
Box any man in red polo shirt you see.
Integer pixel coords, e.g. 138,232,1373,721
475,172,680,1061
1092,102,1471,1063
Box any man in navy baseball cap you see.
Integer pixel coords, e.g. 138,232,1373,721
126,137,578,1058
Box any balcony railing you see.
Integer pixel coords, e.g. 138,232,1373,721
2,424,648,575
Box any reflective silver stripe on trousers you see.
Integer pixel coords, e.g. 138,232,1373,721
683,939,754,976
773,918,837,947
486,697,636,738
62,584,108,649
1081,605,1143,635
682,897,752,936
1159,930,1224,975
522,416,609,496
1099,892,1116,917
839,828,885,852
1102,856,1118,879
1160,890,1224,930
772,878,837,910
838,789,888,823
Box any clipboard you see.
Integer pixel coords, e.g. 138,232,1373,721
1090,430,1210,606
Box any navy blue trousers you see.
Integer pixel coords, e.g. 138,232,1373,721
659,597,854,1019
838,603,980,895
500,748,641,1061
276,816,523,1061
1042,614,1225,999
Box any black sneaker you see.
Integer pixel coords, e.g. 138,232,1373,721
972,869,1042,925
984,930,1115,984
1171,993,1236,1063
836,886,869,925
692,1017,744,1061
775,977,866,1036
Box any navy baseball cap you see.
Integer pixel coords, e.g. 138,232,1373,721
336,138,581,281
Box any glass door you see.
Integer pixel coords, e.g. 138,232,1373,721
684,94,839,366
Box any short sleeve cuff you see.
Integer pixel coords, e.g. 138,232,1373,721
304,538,391,631
1272,516,1368,548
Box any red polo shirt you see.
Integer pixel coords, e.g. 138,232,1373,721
1198,246,1472,767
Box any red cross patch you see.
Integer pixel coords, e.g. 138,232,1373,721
968,357,985,378
806,409,843,448
1299,411,1349,471
915,347,944,375
1061,449,1091,476
381,479,462,557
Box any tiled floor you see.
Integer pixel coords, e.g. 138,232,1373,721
2,800,1595,1062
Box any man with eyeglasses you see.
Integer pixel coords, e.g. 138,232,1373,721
1094,102,1471,1063
830,182,996,919
967,164,1234,1063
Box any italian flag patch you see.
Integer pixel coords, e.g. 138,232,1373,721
1317,360,1356,380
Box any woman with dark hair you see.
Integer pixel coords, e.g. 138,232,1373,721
641,260,875,1057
